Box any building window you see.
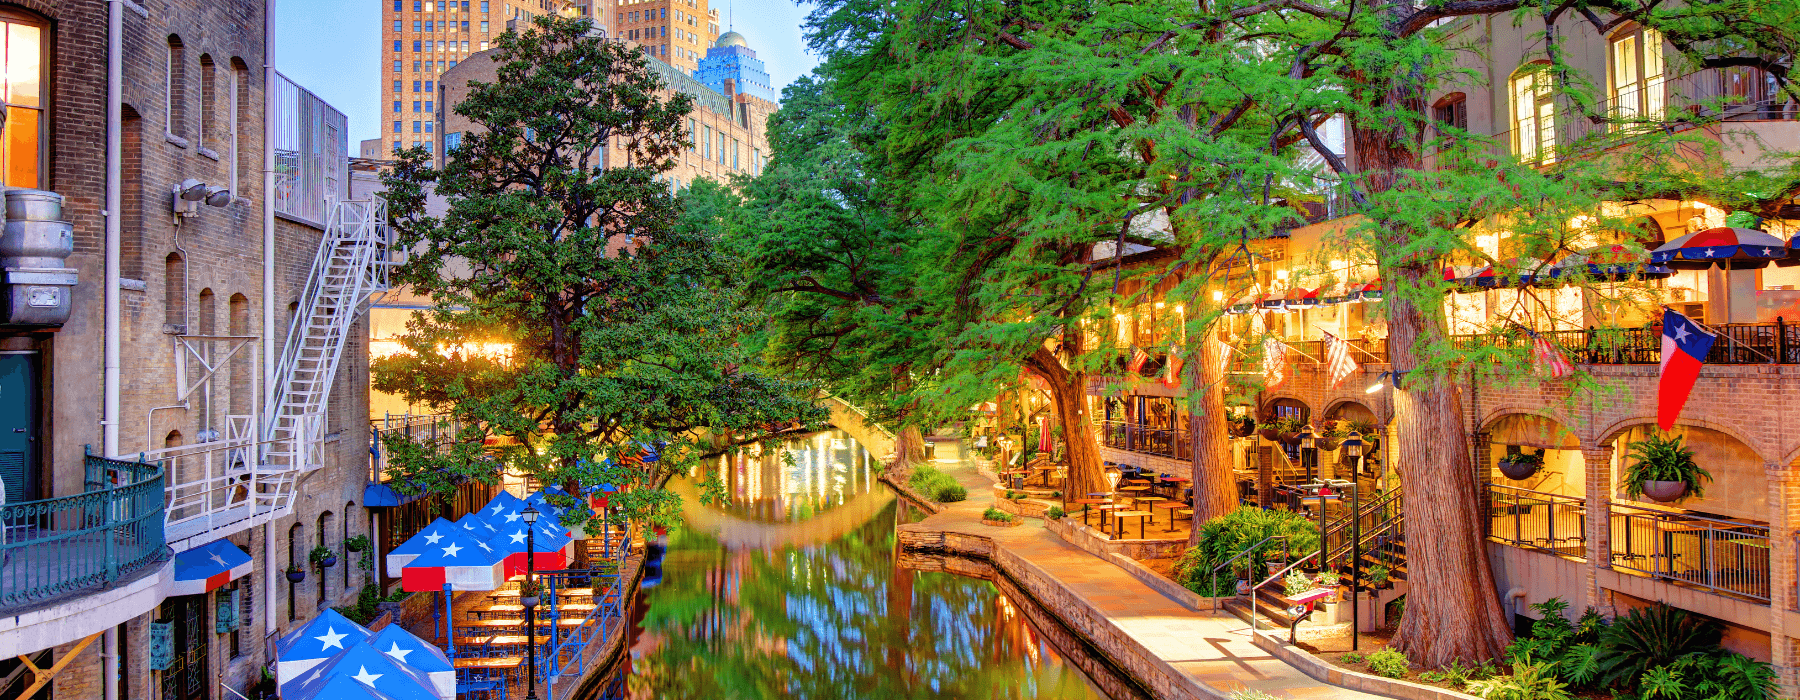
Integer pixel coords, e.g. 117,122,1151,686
413,40,422,52
481,21,489,33
445,131,462,152
199,54,218,151
392,60,402,72
424,100,433,112
393,80,402,92
731,138,738,170
395,0,402,10
0,10,44,188
413,80,422,92
393,121,402,133
1611,27,1665,120
426,80,434,91
166,35,187,139
394,40,401,52
1433,92,1467,141
412,100,421,112
232,58,251,199
425,20,434,32
413,120,421,133
393,100,401,113
393,20,401,32
1510,64,1556,164
702,124,711,160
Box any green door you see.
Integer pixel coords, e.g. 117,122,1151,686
0,353,37,503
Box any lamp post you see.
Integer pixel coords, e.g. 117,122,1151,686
522,506,541,700
1299,425,1317,485
1341,432,1364,479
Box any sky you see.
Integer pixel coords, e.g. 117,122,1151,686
276,0,822,146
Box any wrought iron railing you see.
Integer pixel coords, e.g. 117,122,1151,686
0,452,166,613
1097,420,1189,459
1609,502,1770,603
370,413,469,484
1487,484,1588,558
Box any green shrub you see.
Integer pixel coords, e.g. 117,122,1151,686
1594,603,1722,689
1653,650,1776,700
982,507,1013,522
1340,652,1365,665
333,585,383,625
1171,506,1320,596
1366,648,1409,678
907,464,967,502
1620,433,1712,501
1284,570,1315,597
1046,506,1066,520
1465,662,1573,700
938,483,967,502
1228,691,1282,700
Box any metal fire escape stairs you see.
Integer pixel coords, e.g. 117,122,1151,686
259,197,396,511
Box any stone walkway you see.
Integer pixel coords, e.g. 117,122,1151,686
920,439,1381,700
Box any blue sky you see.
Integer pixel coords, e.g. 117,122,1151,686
276,0,821,145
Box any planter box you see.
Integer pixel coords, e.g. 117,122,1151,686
982,518,1022,528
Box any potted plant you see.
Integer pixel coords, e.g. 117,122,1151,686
1317,571,1343,601
309,545,337,570
1284,570,1316,599
1314,421,1343,451
285,564,306,583
1264,416,1307,444
518,580,544,608
1368,564,1391,590
344,535,371,553
1497,450,1545,480
1621,433,1712,502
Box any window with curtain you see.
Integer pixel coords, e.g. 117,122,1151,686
0,10,45,188
1511,65,1557,164
1611,27,1665,121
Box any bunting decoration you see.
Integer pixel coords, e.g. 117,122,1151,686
1527,329,1574,379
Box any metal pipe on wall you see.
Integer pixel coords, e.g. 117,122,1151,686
104,2,126,699
264,0,281,640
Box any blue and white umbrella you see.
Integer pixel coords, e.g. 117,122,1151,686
274,608,372,686
281,640,443,700
170,538,253,596
400,526,504,592
367,624,456,699
385,518,461,578
285,673,405,700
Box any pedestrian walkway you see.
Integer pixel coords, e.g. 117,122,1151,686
918,439,1380,699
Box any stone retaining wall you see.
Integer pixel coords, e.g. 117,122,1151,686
899,526,1231,700
1046,515,1188,560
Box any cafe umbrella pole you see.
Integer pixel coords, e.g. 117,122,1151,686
523,505,541,700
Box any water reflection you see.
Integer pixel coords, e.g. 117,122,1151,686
603,432,1111,700
711,430,878,522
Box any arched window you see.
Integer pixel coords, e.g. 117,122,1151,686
287,523,303,621
1510,63,1556,164
229,294,250,414
199,54,217,152
231,58,251,198
316,511,334,608
0,9,46,188
1611,26,1666,120
343,502,356,590
1433,92,1468,136
166,35,187,140
165,253,186,331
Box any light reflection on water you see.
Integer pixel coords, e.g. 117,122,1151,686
595,431,1112,700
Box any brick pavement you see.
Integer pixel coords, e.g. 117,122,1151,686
917,440,1380,700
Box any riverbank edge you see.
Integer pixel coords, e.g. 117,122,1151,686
897,525,1234,700
554,547,650,700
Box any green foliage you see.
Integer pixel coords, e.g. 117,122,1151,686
1621,433,1712,500
1367,564,1391,585
1418,660,1491,688
374,15,824,533
1340,652,1365,665
1046,506,1066,520
1173,506,1320,596
1648,651,1778,700
982,507,1014,523
1284,571,1316,598
1269,416,1307,434
344,535,371,552
1465,662,1573,700
332,585,384,626
1596,603,1723,689
308,545,335,568
1229,691,1282,700
1367,649,1410,678
383,588,415,603
908,464,967,502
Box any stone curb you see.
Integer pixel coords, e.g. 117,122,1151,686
1249,631,1482,700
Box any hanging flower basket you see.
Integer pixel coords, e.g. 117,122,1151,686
1497,453,1543,481
1228,419,1256,438
1257,427,1284,442
286,569,306,583
1641,480,1689,502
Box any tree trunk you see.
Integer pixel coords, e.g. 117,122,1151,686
1028,346,1106,499
892,425,928,472
1189,333,1236,545
1383,282,1512,666
1347,68,1512,665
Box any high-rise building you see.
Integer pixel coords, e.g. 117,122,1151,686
695,31,778,103
379,0,602,162
612,0,717,74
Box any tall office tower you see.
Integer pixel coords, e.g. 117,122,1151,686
381,0,598,163
696,31,778,103
612,0,716,74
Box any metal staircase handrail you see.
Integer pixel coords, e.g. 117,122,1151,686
1206,533,1292,612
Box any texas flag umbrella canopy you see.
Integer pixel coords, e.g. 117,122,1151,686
274,608,372,686
487,522,573,577
1651,227,1788,270
285,673,406,700
1551,243,1674,281
401,527,505,592
481,490,525,518
170,538,253,596
385,518,460,578
281,640,444,700
367,625,455,700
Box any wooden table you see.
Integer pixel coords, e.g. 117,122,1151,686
1161,477,1190,498
1133,496,1167,523
454,635,530,650
1094,504,1128,532
1154,502,1186,532
480,602,596,617
1072,498,1109,527
460,617,590,630
454,656,523,670
490,587,593,600
1114,510,1153,539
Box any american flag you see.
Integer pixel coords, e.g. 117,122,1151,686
1262,336,1288,387
1161,344,1185,388
1322,331,1360,388
1528,329,1574,379
1126,346,1151,374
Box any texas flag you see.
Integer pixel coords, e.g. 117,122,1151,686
1658,307,1716,430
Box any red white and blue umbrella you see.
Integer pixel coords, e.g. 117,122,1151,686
274,608,372,686
1549,243,1673,281
281,640,443,700
486,523,574,577
170,538,253,596
367,625,455,699
1227,293,1263,314
400,528,505,592
455,512,498,540
1650,227,1788,270
1282,287,1321,310
1457,258,1552,288
384,518,459,578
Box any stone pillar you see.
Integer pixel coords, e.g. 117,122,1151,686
1768,462,1798,699
1581,446,1615,614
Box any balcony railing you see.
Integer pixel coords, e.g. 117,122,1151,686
370,413,469,484
1451,321,1800,365
1487,484,1588,558
1097,420,1189,460
0,453,166,614
1609,502,1770,603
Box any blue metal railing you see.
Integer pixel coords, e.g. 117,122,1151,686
0,452,166,612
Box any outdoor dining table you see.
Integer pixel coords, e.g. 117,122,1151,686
1114,510,1153,539
481,602,597,617
1160,476,1190,498
454,635,530,651
1154,502,1186,532
460,617,591,630
454,656,524,670
490,587,594,601
1132,496,1167,523
1072,498,1109,526
1094,504,1128,532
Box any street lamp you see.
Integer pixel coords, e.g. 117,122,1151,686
1341,432,1364,478
1299,425,1317,484
522,506,541,700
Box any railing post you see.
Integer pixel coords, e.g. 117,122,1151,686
1779,317,1788,364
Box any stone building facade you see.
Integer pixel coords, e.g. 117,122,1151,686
0,1,377,698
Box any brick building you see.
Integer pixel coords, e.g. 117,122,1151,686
1083,12,1800,696
0,1,379,698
